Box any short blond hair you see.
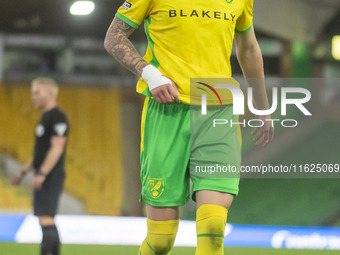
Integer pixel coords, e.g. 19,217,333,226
32,77,59,97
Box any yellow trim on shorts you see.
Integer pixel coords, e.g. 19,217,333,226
237,116,242,147
140,97,150,152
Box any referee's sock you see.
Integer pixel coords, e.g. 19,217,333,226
138,219,179,255
41,225,60,255
195,204,228,255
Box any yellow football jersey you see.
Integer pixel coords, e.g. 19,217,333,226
116,0,253,104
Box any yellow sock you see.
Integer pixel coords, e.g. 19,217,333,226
138,219,179,255
195,204,228,255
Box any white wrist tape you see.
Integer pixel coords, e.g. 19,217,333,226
141,65,172,91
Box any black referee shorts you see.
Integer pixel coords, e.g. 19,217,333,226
33,170,65,217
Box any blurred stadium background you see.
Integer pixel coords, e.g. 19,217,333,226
0,0,340,254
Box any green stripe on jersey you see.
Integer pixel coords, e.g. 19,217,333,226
115,12,139,29
144,16,160,68
235,22,253,34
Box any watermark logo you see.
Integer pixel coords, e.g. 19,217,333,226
201,84,311,116
196,82,222,115
198,81,312,128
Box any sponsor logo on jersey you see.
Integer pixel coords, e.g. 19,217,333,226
36,124,45,137
122,1,132,10
148,178,164,198
226,0,234,3
169,10,236,22
54,123,67,136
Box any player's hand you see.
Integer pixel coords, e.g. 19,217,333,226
11,174,23,186
150,79,181,104
32,174,46,190
252,115,274,148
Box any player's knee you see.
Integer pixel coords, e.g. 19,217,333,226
146,219,179,254
39,216,55,226
203,217,225,245
209,227,224,250
196,204,228,252
147,234,176,254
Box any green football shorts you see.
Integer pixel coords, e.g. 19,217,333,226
140,97,242,207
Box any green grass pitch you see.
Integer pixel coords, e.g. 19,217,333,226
0,243,339,255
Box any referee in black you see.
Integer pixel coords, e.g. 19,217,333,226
12,77,69,255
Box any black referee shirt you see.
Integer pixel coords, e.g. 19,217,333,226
33,107,69,174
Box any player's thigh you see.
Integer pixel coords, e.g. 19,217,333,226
140,98,191,207
190,104,242,178
190,104,241,205
34,173,64,217
196,190,234,210
146,205,179,221
38,216,55,226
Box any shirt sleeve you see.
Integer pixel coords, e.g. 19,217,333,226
235,0,253,34
115,0,153,29
52,113,69,137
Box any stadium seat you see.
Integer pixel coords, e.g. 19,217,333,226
0,84,123,215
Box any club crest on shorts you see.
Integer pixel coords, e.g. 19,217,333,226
148,178,164,198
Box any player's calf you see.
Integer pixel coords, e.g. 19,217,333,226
138,219,179,255
41,225,60,255
195,204,228,255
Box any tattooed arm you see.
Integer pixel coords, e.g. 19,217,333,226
104,16,180,103
104,17,148,76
